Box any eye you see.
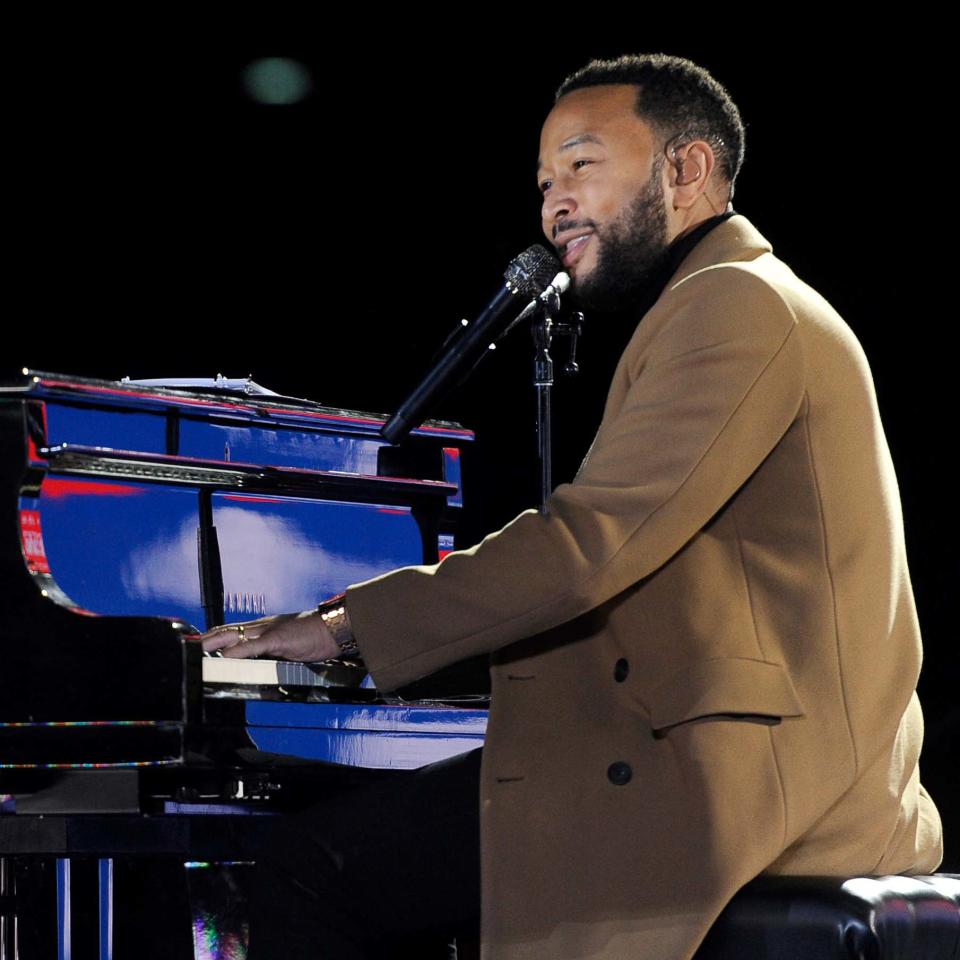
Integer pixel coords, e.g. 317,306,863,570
573,158,592,170
538,179,552,195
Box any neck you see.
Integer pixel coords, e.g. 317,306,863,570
670,198,733,245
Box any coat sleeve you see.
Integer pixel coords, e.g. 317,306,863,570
346,264,806,692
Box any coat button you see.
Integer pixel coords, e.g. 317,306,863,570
614,658,629,682
607,762,632,786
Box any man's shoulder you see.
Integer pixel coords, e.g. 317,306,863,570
670,214,843,323
652,217,869,383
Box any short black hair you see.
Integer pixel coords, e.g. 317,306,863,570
555,54,745,195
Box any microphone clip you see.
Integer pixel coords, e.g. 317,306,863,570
531,274,584,380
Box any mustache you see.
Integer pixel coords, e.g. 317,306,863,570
552,218,598,241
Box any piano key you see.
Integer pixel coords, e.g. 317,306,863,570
202,656,367,690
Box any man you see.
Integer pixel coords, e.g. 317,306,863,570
204,54,943,959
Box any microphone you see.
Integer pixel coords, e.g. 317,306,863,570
381,245,562,445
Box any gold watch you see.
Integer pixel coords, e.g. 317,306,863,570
317,594,360,659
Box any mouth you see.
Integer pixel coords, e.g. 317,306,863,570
557,231,594,269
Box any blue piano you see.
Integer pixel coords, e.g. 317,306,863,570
0,370,488,958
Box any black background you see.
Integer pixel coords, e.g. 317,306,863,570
10,23,956,866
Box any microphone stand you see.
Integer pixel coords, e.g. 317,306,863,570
532,293,583,515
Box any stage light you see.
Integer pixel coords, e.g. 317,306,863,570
242,57,312,105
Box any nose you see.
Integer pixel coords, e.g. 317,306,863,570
541,186,576,241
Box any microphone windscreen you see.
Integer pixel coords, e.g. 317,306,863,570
504,244,562,299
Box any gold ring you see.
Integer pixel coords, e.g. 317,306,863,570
237,624,247,644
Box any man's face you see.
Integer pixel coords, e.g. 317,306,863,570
538,85,670,311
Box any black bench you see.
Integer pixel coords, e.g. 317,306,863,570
694,874,960,959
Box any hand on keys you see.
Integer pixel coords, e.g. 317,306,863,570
200,610,339,662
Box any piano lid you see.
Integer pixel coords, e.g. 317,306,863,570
8,370,475,441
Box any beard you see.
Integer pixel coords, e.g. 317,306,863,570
571,158,670,313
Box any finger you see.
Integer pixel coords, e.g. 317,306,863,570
220,634,277,659
199,622,242,645
202,630,236,652
201,624,265,652
200,613,291,645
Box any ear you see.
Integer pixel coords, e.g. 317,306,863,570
666,139,717,211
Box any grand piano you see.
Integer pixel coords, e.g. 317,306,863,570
0,370,489,958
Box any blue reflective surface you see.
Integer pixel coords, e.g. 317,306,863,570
24,482,424,628
24,476,205,625
443,446,464,508
180,418,383,474
245,702,487,769
45,403,168,455
212,494,422,616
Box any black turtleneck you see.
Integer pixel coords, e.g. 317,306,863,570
630,209,737,321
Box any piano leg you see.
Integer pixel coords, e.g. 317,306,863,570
1,858,56,960
2,850,473,959
2,856,199,960
55,859,70,959
98,860,112,960
1,858,15,960
54,859,113,960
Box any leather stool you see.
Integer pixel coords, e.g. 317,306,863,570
694,874,960,959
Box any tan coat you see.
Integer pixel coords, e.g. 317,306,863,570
347,215,943,960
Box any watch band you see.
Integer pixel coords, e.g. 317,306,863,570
317,594,360,659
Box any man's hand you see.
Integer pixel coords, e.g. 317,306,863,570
200,610,340,662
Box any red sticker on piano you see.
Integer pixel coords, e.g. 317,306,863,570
19,510,50,574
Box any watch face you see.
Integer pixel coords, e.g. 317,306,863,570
320,601,356,657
